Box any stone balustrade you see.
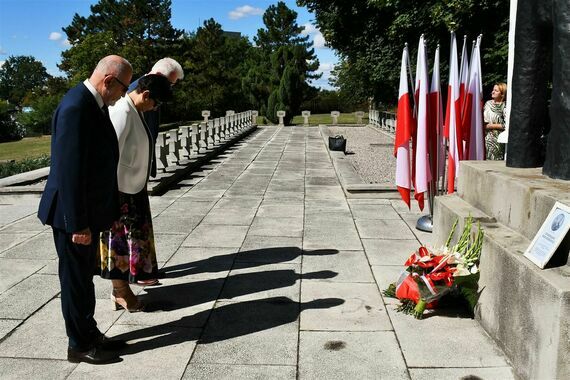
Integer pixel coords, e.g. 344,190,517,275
368,110,396,134
154,110,257,175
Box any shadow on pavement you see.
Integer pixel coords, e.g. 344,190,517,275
116,297,344,355
160,247,339,279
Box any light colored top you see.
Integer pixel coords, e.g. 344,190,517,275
109,95,152,194
483,100,505,126
83,79,104,109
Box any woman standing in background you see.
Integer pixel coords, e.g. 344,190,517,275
483,82,507,160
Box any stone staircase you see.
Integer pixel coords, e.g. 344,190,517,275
433,160,570,380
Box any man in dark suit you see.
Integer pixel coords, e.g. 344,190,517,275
38,55,133,365
128,58,184,177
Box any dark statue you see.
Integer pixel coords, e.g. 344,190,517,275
506,0,570,180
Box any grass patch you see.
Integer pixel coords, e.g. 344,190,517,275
0,135,51,161
290,113,369,126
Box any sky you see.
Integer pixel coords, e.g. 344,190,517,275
0,0,337,89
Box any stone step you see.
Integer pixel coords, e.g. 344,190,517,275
434,192,570,380
458,161,570,241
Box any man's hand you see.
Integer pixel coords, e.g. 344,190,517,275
72,228,92,245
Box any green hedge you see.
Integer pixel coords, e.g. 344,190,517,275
0,154,50,179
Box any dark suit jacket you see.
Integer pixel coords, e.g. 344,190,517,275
129,76,159,177
38,83,120,233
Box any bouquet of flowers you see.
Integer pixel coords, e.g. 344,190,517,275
383,216,483,319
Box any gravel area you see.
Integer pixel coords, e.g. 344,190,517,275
325,126,396,184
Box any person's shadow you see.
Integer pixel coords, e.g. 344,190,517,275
142,269,338,312
115,296,345,355
160,247,339,279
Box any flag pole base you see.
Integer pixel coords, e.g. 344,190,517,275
416,214,433,233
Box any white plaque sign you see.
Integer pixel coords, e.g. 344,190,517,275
524,202,570,268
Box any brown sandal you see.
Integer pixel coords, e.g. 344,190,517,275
111,286,144,312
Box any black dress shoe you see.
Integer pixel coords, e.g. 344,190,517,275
95,334,127,350
67,346,122,365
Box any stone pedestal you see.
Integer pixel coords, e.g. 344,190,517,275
277,110,286,127
202,110,210,123
355,111,364,124
331,111,340,125
302,110,311,126
434,161,570,380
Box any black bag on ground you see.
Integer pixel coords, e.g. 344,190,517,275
329,135,346,152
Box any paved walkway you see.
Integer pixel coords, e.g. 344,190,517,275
0,126,514,379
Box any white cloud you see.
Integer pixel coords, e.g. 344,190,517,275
0,61,5,68
49,32,62,41
301,22,327,49
229,5,263,20
62,39,71,46
317,62,334,74
313,33,326,48
0,46,6,55
301,23,317,36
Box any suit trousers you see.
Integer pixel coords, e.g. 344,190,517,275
52,228,101,351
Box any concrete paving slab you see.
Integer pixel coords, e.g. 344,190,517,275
347,199,392,205
0,273,60,319
0,358,76,379
402,216,436,247
201,207,257,225
263,190,305,200
370,265,407,306
0,232,57,259
152,215,202,234
408,367,515,380
388,307,510,368
68,324,200,380
154,233,187,265
298,331,408,380
349,204,401,220
355,219,417,240
256,203,304,218
300,282,392,331
303,222,362,251
182,363,296,380
193,299,299,365
248,217,303,237
0,204,38,226
0,319,21,340
162,247,236,280
181,189,226,199
0,214,49,233
0,298,120,359
304,199,350,212
162,198,217,216
304,186,345,200
0,232,38,254
302,250,374,283
182,225,248,248
0,258,51,293
362,238,420,265
213,197,261,209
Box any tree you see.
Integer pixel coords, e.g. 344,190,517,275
16,95,61,136
60,0,183,78
298,0,510,105
249,1,320,122
0,56,51,107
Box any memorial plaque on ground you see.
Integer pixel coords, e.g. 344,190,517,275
524,202,570,268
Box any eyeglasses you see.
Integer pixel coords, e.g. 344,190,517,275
107,75,129,93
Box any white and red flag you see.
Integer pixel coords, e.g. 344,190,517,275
444,32,462,194
429,45,445,181
395,46,414,208
463,37,485,160
413,35,431,211
459,36,470,144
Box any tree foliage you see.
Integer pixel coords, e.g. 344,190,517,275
0,56,51,107
298,0,510,105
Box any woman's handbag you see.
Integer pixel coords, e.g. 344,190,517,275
328,135,346,153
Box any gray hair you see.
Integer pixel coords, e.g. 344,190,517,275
94,55,132,77
151,57,184,80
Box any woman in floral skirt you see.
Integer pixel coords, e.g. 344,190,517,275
100,74,172,312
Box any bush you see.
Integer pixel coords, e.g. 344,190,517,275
0,101,25,142
0,154,50,179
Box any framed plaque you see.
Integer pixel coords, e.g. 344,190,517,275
524,202,570,268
